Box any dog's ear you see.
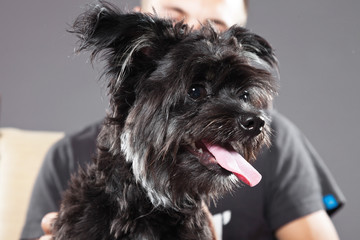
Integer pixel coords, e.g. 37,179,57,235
70,1,190,126
70,1,188,80
223,26,280,88
225,27,278,69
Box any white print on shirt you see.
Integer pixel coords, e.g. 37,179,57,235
212,210,232,240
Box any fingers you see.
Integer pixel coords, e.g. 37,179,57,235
41,212,58,235
39,235,53,240
201,201,218,240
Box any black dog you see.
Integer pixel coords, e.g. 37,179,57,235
54,2,278,239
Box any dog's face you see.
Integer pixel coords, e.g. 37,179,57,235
72,2,278,208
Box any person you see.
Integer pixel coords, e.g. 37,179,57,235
20,0,345,239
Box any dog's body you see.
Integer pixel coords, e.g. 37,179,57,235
54,2,278,239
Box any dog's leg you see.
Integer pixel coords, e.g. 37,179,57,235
53,165,115,240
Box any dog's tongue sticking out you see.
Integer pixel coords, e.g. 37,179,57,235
204,143,262,187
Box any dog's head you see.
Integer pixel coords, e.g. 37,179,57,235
72,2,278,208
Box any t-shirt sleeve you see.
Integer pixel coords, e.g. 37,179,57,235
263,112,345,231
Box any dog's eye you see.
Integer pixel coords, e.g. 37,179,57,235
239,91,250,102
188,84,208,100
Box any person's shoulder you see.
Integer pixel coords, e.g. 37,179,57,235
268,110,304,146
46,120,103,167
54,120,102,149
66,120,103,141
269,110,300,133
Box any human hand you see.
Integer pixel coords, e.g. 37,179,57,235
39,212,58,240
201,201,218,240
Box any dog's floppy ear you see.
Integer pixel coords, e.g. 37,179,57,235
226,27,278,69
70,1,188,80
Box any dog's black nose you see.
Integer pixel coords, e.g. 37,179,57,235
239,115,265,135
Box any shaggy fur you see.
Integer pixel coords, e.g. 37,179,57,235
54,1,278,239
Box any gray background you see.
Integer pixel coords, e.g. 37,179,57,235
1,0,359,238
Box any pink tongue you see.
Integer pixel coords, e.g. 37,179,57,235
204,143,262,187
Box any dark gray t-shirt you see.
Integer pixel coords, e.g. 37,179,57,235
20,111,345,240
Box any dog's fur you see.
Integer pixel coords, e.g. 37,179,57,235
54,2,278,239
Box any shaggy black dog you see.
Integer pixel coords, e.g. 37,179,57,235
54,2,278,239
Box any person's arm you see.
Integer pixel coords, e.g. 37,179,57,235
264,112,344,239
20,122,101,240
275,210,339,240
20,140,72,240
